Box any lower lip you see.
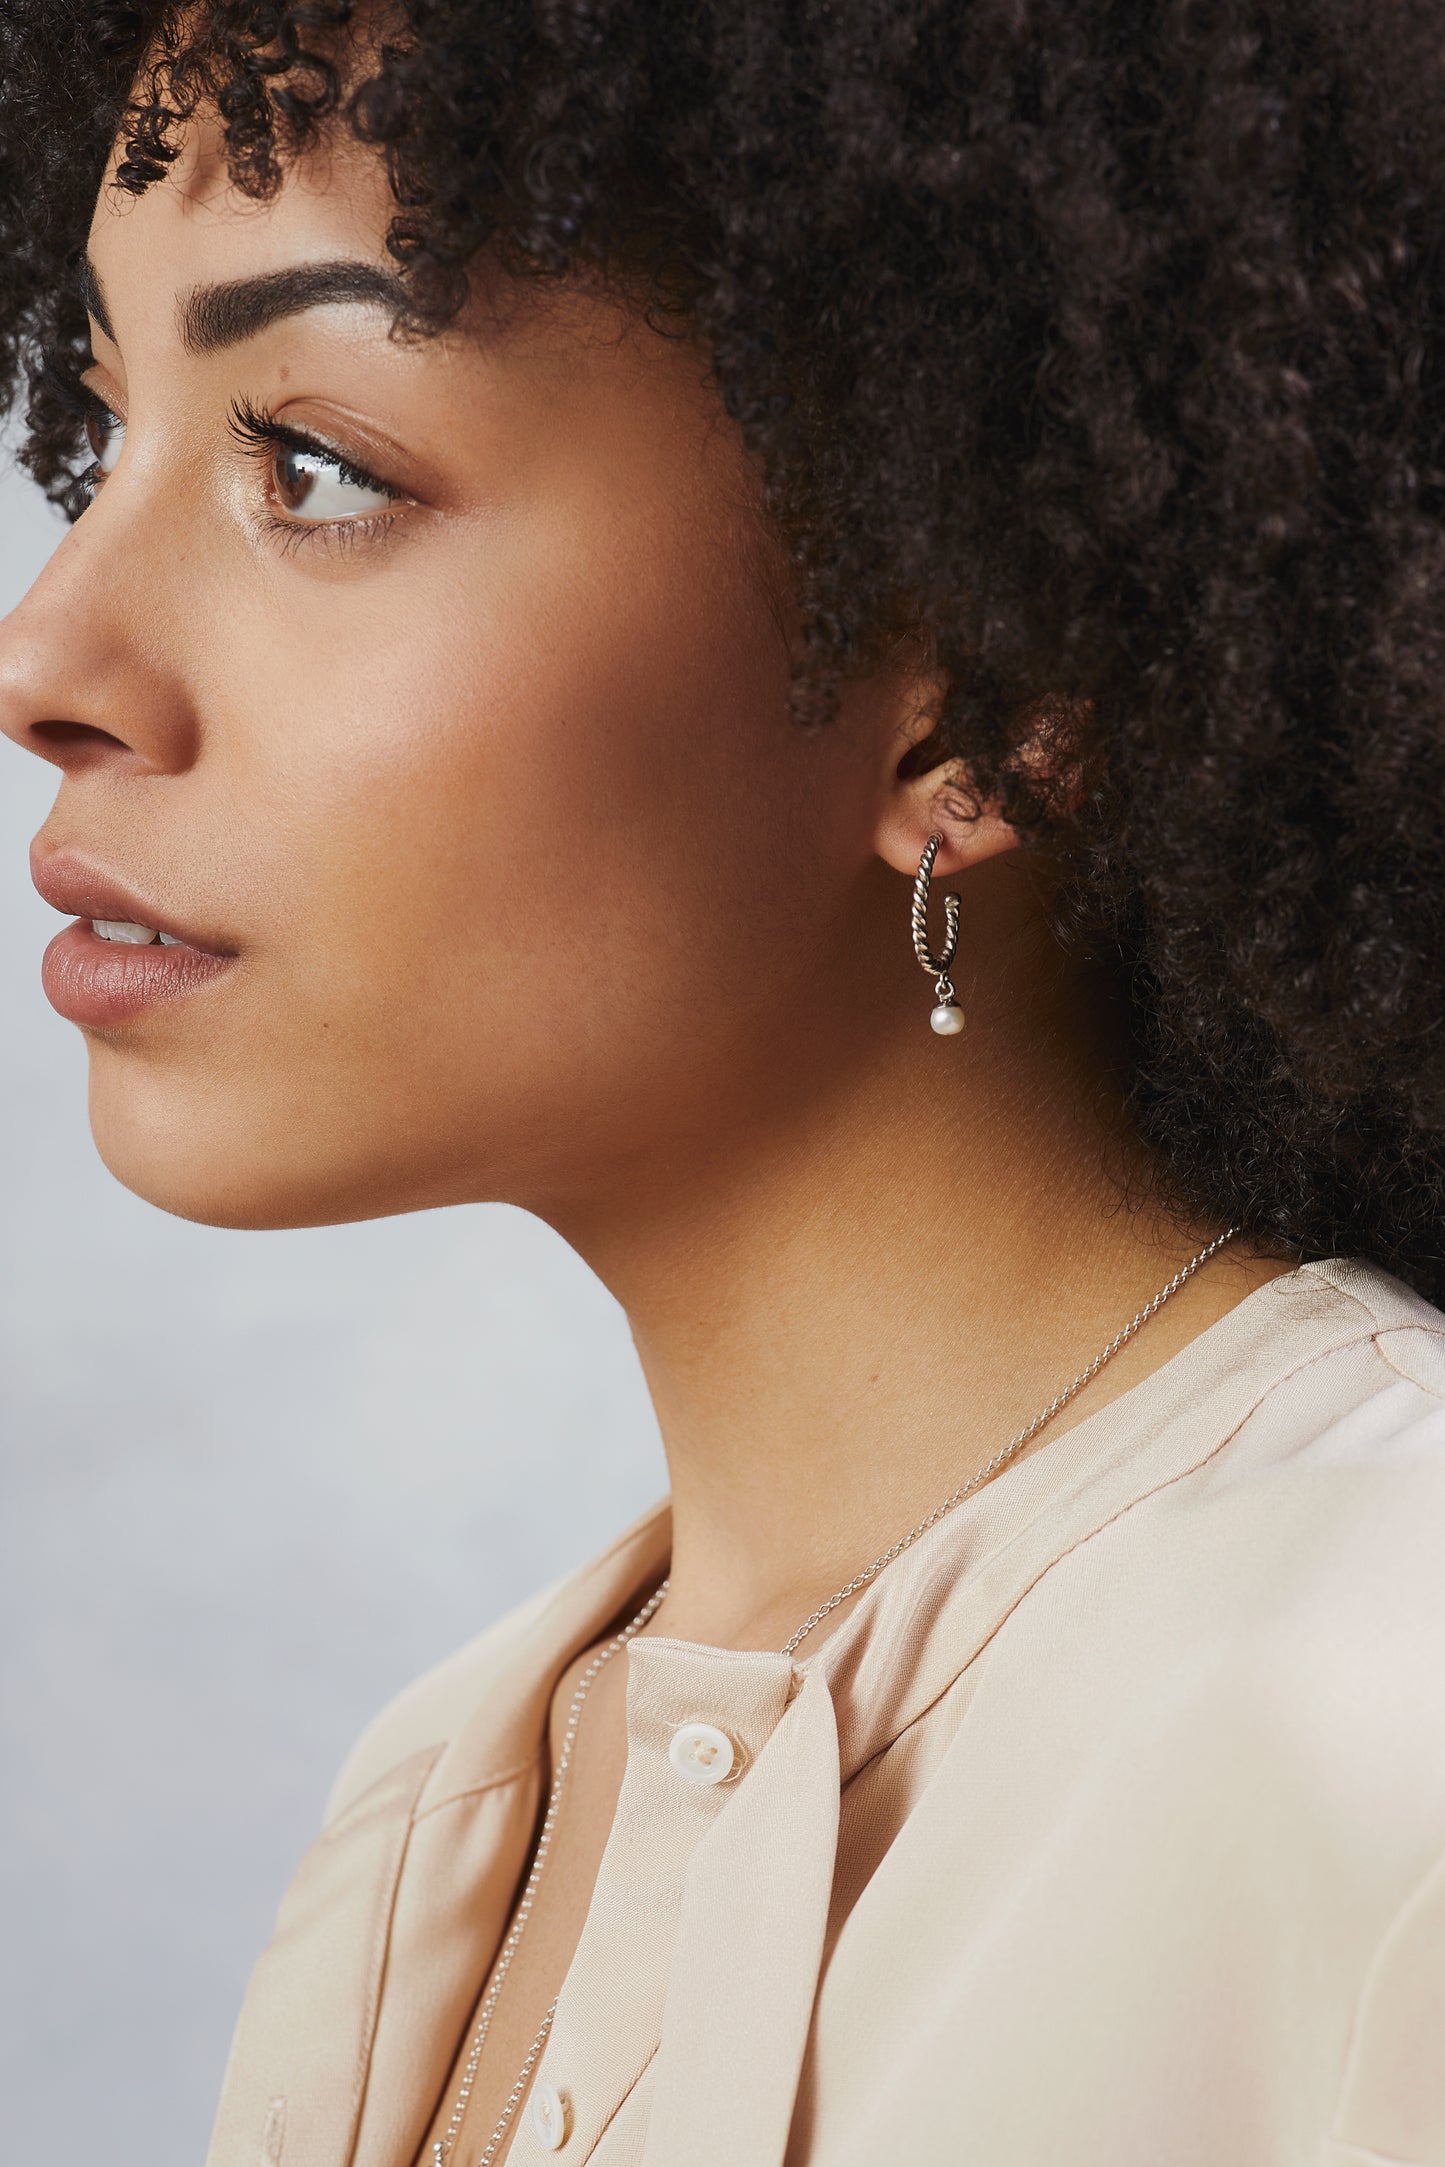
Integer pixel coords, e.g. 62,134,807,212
42,920,237,1028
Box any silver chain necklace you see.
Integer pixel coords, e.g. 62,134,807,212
779,1227,1237,1654
430,1581,669,2167
432,1227,1237,2165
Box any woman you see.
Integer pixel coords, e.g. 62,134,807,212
2,3,1443,2161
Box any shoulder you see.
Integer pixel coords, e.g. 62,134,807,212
1141,1259,1445,1645
1117,1260,1445,1869
1209,1257,1445,1505
1298,1254,1445,1392
322,1496,671,1823
1190,1257,1445,1662
1037,1262,1445,1875
322,1577,561,1823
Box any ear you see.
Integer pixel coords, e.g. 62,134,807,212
870,678,1021,883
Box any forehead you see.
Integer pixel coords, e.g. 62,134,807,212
88,115,400,330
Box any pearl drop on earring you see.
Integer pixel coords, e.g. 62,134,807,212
930,998,965,1035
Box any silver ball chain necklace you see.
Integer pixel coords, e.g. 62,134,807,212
431,1226,1237,2166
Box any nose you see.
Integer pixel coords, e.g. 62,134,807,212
0,482,198,778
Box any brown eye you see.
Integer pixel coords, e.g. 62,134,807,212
84,403,125,475
271,442,394,522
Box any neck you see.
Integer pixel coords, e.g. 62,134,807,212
550,885,1285,1654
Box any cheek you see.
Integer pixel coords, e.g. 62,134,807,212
159,487,835,1213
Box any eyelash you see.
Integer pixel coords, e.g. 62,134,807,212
40,355,407,558
41,359,117,500
227,397,404,553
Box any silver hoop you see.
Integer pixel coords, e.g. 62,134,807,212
911,834,960,980
912,834,965,1036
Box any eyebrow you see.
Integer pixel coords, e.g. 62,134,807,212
179,261,410,354
78,255,115,343
77,253,409,356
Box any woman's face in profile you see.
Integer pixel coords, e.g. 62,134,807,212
2,121,907,1234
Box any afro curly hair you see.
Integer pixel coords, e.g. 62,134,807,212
4,0,1445,1295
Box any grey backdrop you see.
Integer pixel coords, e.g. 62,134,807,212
0,447,666,2161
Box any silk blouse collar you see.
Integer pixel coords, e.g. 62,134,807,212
214,1265,1355,2167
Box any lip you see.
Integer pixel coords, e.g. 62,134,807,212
31,849,232,950
32,849,239,1029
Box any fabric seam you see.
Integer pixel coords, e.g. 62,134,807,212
578,2044,661,2164
1324,1834,1445,2156
1368,1330,1445,1396
1322,2146,1429,2166
410,1754,540,1825
341,1745,445,2167
844,1323,1402,1784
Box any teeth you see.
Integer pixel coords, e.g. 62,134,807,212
158,932,182,947
94,919,158,945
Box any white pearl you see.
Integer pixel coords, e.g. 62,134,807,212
929,1001,965,1036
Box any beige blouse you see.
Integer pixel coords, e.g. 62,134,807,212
206,1259,1445,2167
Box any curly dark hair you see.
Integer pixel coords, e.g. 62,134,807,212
3,0,1445,1295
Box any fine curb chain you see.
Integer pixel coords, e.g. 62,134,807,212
437,1225,1236,2163
431,1579,670,2167
780,1227,1239,1657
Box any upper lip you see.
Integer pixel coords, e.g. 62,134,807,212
30,848,235,955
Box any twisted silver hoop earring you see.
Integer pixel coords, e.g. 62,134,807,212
912,833,965,1036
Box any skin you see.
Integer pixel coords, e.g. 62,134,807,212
0,115,1287,2158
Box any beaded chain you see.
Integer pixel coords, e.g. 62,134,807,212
430,1581,669,2167
434,1227,1237,2163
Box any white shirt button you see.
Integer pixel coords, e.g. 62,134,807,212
530,2078,570,2150
668,1720,737,1786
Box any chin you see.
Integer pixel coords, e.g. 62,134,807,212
84,1060,440,1232
90,1118,351,1231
